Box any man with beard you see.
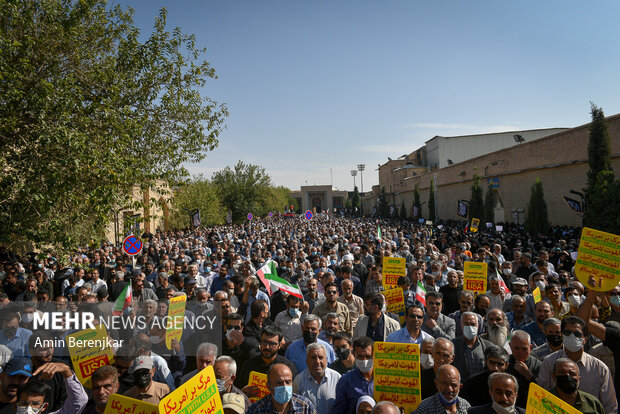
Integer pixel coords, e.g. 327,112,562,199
522,301,552,347
0,358,31,410
506,294,532,331
506,330,541,409
313,283,352,336
414,365,470,414
338,279,364,329
480,309,510,348
319,313,341,345
461,345,509,407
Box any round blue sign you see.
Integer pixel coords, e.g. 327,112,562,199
247,213,253,221
269,212,273,218
304,210,313,220
122,234,143,256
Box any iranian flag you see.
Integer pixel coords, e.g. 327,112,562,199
256,260,303,298
495,267,510,294
377,220,382,243
415,281,427,307
113,281,133,316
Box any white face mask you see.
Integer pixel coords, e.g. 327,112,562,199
356,359,373,373
21,313,34,323
502,269,512,276
463,325,478,340
420,353,434,370
17,405,44,414
226,329,235,341
535,280,546,291
492,402,516,414
563,334,584,353
567,295,581,308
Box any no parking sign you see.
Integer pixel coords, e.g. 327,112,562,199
122,234,142,256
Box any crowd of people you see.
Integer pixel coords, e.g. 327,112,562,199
0,214,618,414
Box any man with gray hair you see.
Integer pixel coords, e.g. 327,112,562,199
372,401,400,414
531,318,562,360
214,355,250,410
507,330,540,409
452,311,493,381
480,309,510,348
467,372,525,414
285,314,336,373
180,342,218,383
293,342,341,413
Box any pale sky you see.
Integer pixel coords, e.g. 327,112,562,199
121,0,620,192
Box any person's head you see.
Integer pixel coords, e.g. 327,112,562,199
461,311,478,340
509,330,532,362
561,316,587,353
1,358,32,400
545,283,562,305
511,279,528,296
364,293,384,318
535,301,552,325
543,318,562,348
484,345,509,373
425,291,443,318
405,305,424,332
28,332,54,366
510,295,526,316
353,336,374,374
474,294,490,317
141,300,157,319
1,313,20,339
486,309,509,347
332,331,353,361
371,401,400,414
432,338,455,370
446,270,459,288
91,365,119,409
260,326,284,360
434,365,461,405
488,372,518,410
306,342,327,380
324,282,339,303
251,299,269,321
196,343,218,371
266,363,294,405
307,278,318,292
342,279,354,298
489,276,502,295
225,313,244,335
553,358,580,395
129,355,156,390
302,314,321,344
356,396,376,414
214,356,237,394
16,379,51,413
114,344,136,377
323,313,341,337
458,291,474,313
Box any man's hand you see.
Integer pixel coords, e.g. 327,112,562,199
513,361,533,380
300,301,309,314
34,363,73,380
241,385,261,397
170,338,181,353
228,330,244,347
424,318,438,329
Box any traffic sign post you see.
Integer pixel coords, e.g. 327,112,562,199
123,234,143,256
304,210,313,221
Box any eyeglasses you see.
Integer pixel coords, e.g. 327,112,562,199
260,339,279,348
226,325,242,331
562,330,583,338
407,314,424,320
326,291,338,295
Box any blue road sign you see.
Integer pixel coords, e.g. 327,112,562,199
305,210,313,220
247,213,253,221
123,234,143,256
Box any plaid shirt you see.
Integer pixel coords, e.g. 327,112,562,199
248,394,317,414
413,394,470,414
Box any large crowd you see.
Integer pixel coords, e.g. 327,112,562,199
0,214,618,414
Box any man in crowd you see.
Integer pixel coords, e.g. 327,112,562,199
285,314,336,373
248,363,316,414
461,345,509,407
505,294,532,331
124,356,170,405
530,318,563,360
338,279,364,329
84,366,119,414
214,355,251,410
313,283,352,336
522,301,553,347
387,305,432,344
414,365,470,414
506,330,540,409
293,343,341,413
421,292,456,340
550,358,605,414
329,332,356,375
333,336,375,414
354,293,400,342
467,372,525,414
274,295,307,345
420,338,455,400
452,311,493,381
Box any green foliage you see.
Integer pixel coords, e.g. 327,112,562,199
586,103,613,194
169,177,225,228
484,185,497,224
469,175,484,223
399,201,407,219
525,178,550,234
211,161,272,223
584,170,620,234
377,187,390,217
265,186,298,215
428,179,436,222
0,1,227,250
413,184,421,218
350,186,361,214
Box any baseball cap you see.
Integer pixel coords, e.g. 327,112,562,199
184,278,197,285
5,358,32,377
222,393,245,414
129,356,154,374
512,278,528,286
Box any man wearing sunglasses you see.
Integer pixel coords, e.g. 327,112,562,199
538,316,616,414
386,305,432,344
222,313,260,369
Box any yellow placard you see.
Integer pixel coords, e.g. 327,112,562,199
382,256,406,289
463,261,488,293
166,293,187,350
525,382,583,414
532,287,542,303
574,227,620,292
159,365,222,414
384,287,406,324
66,325,115,388
104,394,158,414
470,218,480,232
248,371,269,403
374,342,422,412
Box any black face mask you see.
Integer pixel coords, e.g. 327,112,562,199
546,334,563,347
336,347,350,361
475,308,487,317
555,375,578,394
133,370,152,389
302,330,317,344
3,327,17,339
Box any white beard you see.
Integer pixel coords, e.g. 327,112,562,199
488,325,509,346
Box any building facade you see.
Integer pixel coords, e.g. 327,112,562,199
291,185,348,213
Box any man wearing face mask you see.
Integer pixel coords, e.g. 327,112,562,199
467,372,524,414
522,301,552,347
214,356,251,411
531,318,563,360
562,286,583,318
222,313,260,369
333,336,375,414
248,363,316,414
285,314,336,374
550,358,605,414
329,332,356,375
274,295,307,345
414,365,470,414
124,356,170,405
538,316,617,414
452,312,492,381
449,291,484,338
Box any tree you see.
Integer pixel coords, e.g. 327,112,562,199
377,187,390,217
0,1,227,250
211,161,272,223
525,178,549,234
484,185,497,224
265,186,297,214
169,177,225,228
400,201,407,219
412,184,421,218
584,170,620,234
428,179,436,222
469,174,484,223
586,103,613,195
350,186,361,215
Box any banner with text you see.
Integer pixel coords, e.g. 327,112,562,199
382,257,406,289
104,394,158,414
384,288,406,324
525,382,582,414
67,325,115,388
159,365,222,414
166,294,187,350
463,261,488,293
374,342,422,412
574,227,620,292
247,371,269,403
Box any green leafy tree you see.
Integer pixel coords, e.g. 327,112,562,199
350,186,361,214
169,177,225,228
525,178,549,234
212,161,272,222
586,103,613,195
412,184,421,218
484,185,497,224
400,201,407,219
428,179,436,222
265,186,297,214
469,175,484,223
0,1,227,250
377,187,390,217
584,170,620,233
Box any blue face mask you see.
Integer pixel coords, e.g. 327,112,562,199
273,385,292,404
610,296,620,307
437,392,458,406
205,266,211,273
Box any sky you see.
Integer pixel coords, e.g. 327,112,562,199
119,0,620,192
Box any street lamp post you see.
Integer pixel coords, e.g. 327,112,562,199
357,164,365,214
350,170,357,189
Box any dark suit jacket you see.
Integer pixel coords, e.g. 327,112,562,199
507,355,541,409
468,403,526,414
452,336,493,381
462,369,492,407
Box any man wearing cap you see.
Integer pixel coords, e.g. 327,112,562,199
183,277,197,301
0,358,31,410
223,393,246,414
124,355,171,405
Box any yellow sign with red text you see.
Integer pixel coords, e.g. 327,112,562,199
374,342,422,412
574,227,620,292
66,325,115,388
248,371,269,403
159,365,222,414
384,287,406,324
463,261,488,293
104,394,158,414
166,293,187,350
382,257,406,289
525,382,582,414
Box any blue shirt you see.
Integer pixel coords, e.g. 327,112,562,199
248,393,317,414
522,321,547,347
0,327,32,358
332,368,374,414
386,327,432,344
293,367,341,414
285,338,336,373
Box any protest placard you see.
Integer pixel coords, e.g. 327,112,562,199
574,227,620,291
382,257,406,289
525,382,582,414
166,293,187,350
374,342,422,412
532,287,542,303
470,218,480,232
66,325,115,388
104,394,158,414
247,371,269,403
463,261,488,293
159,365,222,414
384,287,406,324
